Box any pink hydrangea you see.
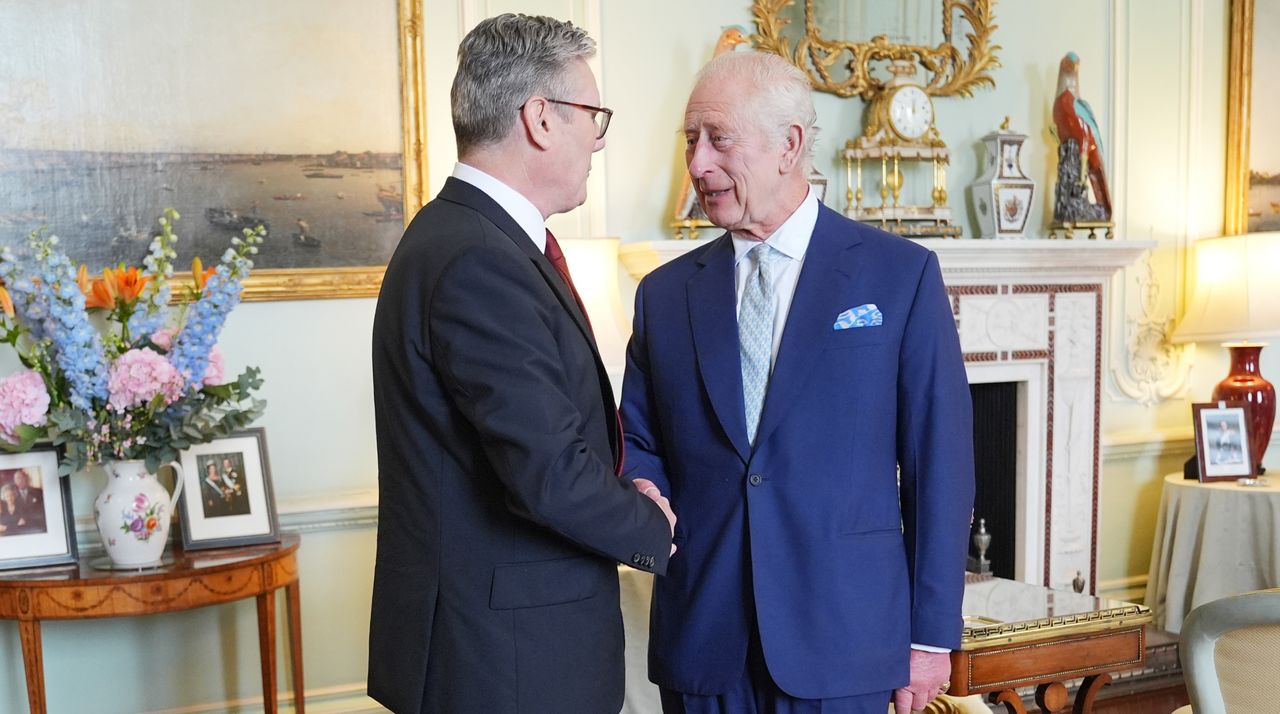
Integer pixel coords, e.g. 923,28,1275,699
0,370,50,443
150,327,226,386
107,348,183,412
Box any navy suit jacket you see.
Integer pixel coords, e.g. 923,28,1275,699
620,205,975,699
369,178,673,714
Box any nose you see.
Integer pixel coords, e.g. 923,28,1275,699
686,138,713,177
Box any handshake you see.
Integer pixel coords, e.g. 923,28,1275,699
633,478,678,557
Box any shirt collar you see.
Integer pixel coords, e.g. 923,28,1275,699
452,162,547,251
731,186,819,265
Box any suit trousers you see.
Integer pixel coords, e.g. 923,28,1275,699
657,624,891,714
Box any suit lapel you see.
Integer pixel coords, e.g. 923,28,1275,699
687,235,751,463
437,178,596,346
753,206,864,449
437,177,619,464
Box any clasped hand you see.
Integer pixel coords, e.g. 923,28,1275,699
632,478,677,556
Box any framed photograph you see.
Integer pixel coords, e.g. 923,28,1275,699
1225,0,1279,234
0,0,426,302
0,448,78,570
176,428,279,550
1192,401,1257,481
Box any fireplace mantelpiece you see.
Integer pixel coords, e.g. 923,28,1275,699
620,239,1152,593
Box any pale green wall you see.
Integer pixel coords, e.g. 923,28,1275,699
0,0,1268,711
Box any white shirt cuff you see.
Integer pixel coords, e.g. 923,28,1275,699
911,643,950,653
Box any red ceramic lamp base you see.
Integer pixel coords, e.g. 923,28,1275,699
1212,343,1275,474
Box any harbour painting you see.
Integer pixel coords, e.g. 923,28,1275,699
0,0,427,300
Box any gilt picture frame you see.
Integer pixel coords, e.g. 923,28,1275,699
0,0,426,301
1225,0,1279,235
176,428,279,550
0,447,78,571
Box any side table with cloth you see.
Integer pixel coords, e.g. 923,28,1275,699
1146,473,1280,633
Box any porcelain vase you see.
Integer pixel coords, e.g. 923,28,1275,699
94,459,185,566
970,127,1035,239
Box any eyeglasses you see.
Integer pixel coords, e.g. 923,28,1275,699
544,99,613,139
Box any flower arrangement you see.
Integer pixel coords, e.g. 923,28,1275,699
0,209,266,475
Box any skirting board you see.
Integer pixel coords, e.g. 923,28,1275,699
144,682,385,714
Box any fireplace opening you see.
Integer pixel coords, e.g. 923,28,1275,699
969,381,1018,580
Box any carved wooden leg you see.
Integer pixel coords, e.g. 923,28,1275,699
286,582,305,714
257,590,278,713
1035,682,1069,712
990,689,1029,714
18,620,45,714
1072,673,1112,714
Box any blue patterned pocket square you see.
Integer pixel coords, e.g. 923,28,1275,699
833,304,883,330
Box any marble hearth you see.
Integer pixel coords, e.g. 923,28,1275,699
620,239,1151,594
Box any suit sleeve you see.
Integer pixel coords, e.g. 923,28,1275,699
896,251,975,650
429,244,672,574
619,277,671,496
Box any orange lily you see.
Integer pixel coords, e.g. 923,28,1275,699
109,266,150,303
82,265,149,311
191,257,215,293
0,279,13,318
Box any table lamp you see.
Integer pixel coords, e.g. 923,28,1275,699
559,237,629,396
1171,232,1280,472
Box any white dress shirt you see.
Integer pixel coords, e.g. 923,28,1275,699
452,162,546,251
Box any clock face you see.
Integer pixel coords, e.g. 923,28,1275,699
888,85,933,140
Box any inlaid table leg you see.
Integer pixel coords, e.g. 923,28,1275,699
990,689,1029,714
286,582,305,714
257,590,278,713
18,619,46,714
1072,673,1112,714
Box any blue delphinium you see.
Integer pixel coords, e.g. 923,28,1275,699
27,234,109,411
127,210,179,341
169,227,262,390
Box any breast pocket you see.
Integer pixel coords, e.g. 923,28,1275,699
825,325,890,350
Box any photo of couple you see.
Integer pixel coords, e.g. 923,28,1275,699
197,454,251,519
0,467,48,537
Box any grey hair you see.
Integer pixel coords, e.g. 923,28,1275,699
0,483,14,499
452,14,596,153
694,51,819,173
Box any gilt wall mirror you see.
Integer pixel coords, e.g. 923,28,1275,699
751,0,999,100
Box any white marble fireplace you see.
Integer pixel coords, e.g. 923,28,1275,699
621,239,1150,594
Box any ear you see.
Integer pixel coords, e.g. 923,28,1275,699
778,123,804,173
519,97,555,151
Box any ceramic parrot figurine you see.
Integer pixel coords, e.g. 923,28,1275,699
674,26,749,223
1053,51,1111,217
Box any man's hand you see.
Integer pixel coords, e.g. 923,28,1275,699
892,649,950,713
632,478,677,556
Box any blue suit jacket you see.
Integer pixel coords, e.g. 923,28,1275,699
620,205,975,699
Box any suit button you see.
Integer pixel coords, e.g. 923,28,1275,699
632,553,642,564
749,474,763,486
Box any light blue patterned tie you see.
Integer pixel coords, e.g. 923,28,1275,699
740,243,778,446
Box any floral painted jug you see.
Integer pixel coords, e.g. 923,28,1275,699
94,460,184,566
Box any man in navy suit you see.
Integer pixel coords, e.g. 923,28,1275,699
368,14,675,714
621,51,974,714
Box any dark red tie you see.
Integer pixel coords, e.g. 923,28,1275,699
543,229,593,332
544,229,625,475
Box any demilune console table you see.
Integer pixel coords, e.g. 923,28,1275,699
0,533,303,714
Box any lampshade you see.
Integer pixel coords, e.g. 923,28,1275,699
1171,232,1280,344
559,237,629,394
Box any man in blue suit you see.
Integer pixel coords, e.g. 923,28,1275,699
621,51,975,714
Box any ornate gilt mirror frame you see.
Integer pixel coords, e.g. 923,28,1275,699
752,0,1000,99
